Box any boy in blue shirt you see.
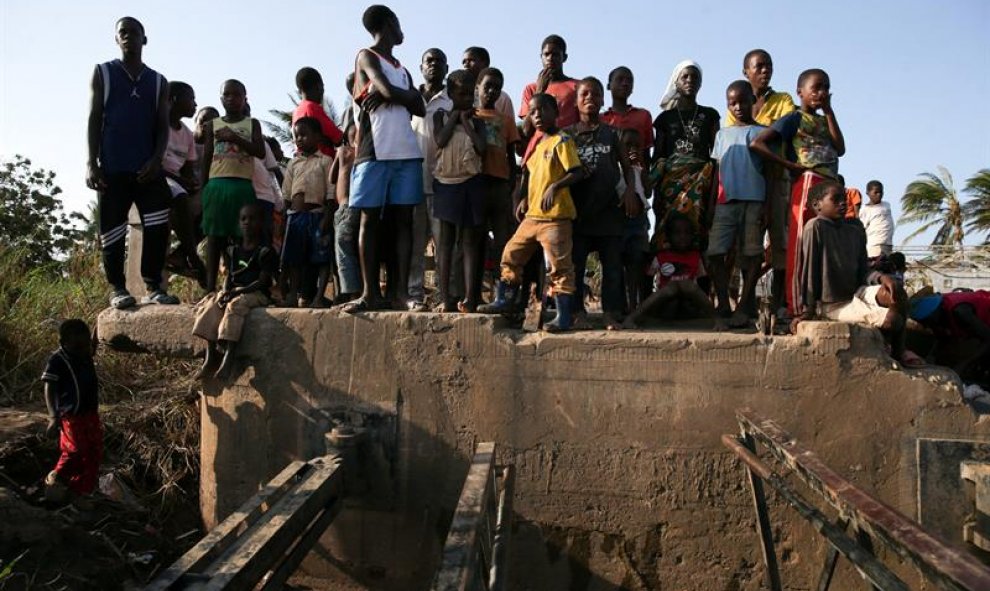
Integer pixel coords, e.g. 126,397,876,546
708,81,766,329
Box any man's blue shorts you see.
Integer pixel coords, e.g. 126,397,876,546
349,158,424,209
282,210,332,266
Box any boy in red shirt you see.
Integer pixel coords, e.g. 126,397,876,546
292,67,343,158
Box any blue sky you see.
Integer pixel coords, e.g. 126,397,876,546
2,0,988,244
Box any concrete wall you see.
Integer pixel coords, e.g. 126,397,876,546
98,307,988,590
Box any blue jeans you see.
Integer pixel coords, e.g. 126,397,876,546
334,205,362,295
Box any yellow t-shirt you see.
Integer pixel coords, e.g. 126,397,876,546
210,117,255,179
525,132,582,221
725,91,796,127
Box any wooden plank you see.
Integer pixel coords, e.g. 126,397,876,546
145,460,309,590
740,432,783,591
258,495,344,591
489,466,514,591
737,408,990,591
814,518,848,591
432,442,496,591
202,457,342,590
722,434,909,591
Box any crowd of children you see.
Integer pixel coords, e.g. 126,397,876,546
87,8,938,360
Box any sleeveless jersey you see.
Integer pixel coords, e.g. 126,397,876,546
97,60,165,174
210,117,254,179
352,50,422,164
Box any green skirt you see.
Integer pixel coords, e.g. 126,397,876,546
201,178,256,238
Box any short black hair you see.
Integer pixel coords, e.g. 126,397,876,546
608,66,632,84
889,252,906,272
362,5,396,34
223,79,246,93
116,16,144,34
478,67,503,85
345,72,356,95
808,180,844,206
541,34,566,53
464,46,490,65
530,93,558,113
726,79,754,98
293,116,322,135
577,76,603,94
446,69,476,93
797,68,829,88
295,67,323,93
264,136,282,153
59,319,90,342
664,212,693,235
743,49,771,69
168,81,193,100
197,106,220,119
866,180,884,192
422,47,447,62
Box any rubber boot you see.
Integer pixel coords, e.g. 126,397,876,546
478,281,517,314
544,293,574,332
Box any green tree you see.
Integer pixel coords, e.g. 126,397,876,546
0,156,85,266
963,168,990,243
898,166,966,249
263,92,340,149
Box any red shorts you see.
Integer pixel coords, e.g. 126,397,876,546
55,412,103,495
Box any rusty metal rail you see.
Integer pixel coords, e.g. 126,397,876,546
724,408,990,591
431,442,515,591
144,455,343,591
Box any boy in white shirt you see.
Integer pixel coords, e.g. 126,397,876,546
859,180,894,257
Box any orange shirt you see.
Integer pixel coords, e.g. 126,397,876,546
518,79,579,129
845,187,862,219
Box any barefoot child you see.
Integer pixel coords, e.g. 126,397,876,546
791,182,921,367
624,215,713,327
193,203,276,381
42,320,102,500
200,80,265,293
162,81,206,286
617,128,652,313
482,93,585,331
281,117,335,307
859,180,894,258
432,69,487,312
565,76,639,330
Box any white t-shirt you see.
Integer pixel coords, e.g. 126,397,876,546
859,201,894,256
411,88,453,194
252,143,282,205
163,123,196,176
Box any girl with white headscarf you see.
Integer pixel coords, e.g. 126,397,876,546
650,60,720,251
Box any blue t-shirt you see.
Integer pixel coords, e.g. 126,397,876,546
711,124,766,202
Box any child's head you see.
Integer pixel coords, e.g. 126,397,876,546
866,180,884,204
619,128,641,156
809,181,847,220
477,67,504,110
576,77,604,117
665,214,695,251
239,202,264,241
462,46,490,77
362,4,402,45
265,136,284,161
676,65,702,99
743,49,773,93
345,72,356,96
796,68,830,111
420,48,448,85
446,69,476,111
293,117,321,154
607,66,634,101
889,251,906,274
168,81,197,119
295,67,324,101
540,35,567,74
194,106,219,141
114,16,146,55
220,80,247,116
725,80,756,125
59,319,92,358
528,93,559,132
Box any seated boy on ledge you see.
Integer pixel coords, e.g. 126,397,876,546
792,181,924,367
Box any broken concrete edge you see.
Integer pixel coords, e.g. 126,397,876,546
96,305,965,400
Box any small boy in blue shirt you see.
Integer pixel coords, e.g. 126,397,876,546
708,81,766,330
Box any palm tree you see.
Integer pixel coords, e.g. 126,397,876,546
263,92,340,148
898,166,966,250
963,168,990,243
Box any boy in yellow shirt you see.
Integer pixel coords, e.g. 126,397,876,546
481,93,584,331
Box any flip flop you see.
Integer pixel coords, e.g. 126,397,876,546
343,297,388,314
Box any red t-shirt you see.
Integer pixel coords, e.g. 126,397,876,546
292,100,343,159
941,291,990,338
518,79,579,129
602,106,654,154
651,250,701,288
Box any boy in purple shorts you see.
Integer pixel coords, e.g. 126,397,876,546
346,4,426,312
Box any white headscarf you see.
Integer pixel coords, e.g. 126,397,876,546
659,60,702,112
